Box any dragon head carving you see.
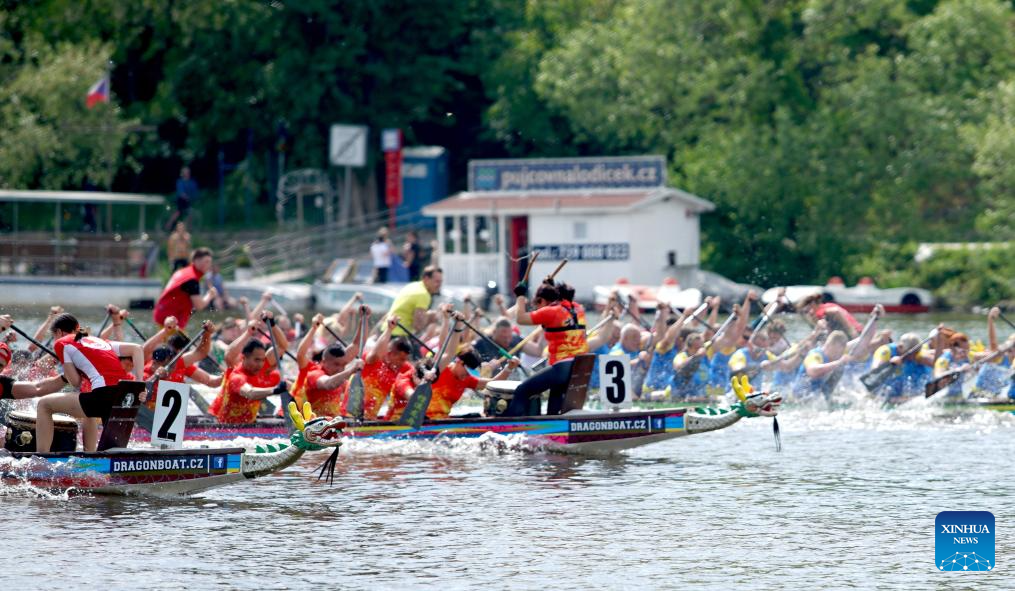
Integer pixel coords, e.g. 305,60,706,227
732,375,782,418
289,402,346,451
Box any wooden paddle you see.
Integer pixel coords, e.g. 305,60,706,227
513,250,540,295
547,259,568,282
395,320,436,355
748,299,782,346
262,314,296,432
859,331,937,393
925,342,1014,398
398,318,458,429
459,317,532,377
344,310,369,421
510,327,542,355
7,323,59,360
97,311,113,336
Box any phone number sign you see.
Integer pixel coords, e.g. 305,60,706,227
532,243,629,261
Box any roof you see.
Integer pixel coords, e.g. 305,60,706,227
0,190,165,206
423,187,714,216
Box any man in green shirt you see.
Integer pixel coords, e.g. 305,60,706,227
388,265,443,337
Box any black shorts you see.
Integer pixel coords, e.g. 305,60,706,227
79,385,123,423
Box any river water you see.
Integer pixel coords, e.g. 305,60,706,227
1,310,1012,589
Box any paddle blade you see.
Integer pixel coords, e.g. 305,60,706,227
772,417,781,452
925,372,958,398
346,375,365,420
398,383,432,430
860,364,893,392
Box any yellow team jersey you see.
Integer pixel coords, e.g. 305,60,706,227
728,348,776,371
387,281,432,336
872,344,893,366
803,349,826,370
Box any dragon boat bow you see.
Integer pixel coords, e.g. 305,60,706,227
0,402,344,496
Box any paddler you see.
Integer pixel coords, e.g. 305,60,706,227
728,327,778,379
869,332,933,398
387,309,520,420
704,292,756,396
0,335,67,400
209,312,289,424
32,313,144,452
797,293,862,338
973,307,1014,396
642,306,693,396
152,247,218,329
933,332,974,398
797,330,853,397
291,314,364,417
344,310,414,420
671,332,710,399
386,265,443,338
507,280,589,417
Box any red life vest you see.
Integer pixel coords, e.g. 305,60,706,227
153,264,204,328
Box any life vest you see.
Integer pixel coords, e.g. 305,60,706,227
541,300,588,365
153,264,204,328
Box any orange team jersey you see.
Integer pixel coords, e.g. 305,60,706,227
529,301,588,365
384,367,418,421
426,363,480,419
142,360,197,409
293,361,346,418
343,356,413,419
209,362,280,424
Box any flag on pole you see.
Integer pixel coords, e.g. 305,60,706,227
85,76,110,108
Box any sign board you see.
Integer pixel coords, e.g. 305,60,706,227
151,380,189,449
532,243,630,261
383,129,403,208
598,354,633,409
468,155,666,192
329,124,368,167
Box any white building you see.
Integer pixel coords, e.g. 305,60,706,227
422,155,714,301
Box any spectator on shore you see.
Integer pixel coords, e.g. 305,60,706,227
403,230,423,281
167,166,198,229
371,227,393,284
167,221,192,271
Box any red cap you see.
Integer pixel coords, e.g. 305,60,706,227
0,342,11,365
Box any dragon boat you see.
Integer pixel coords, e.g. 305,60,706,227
0,398,344,496
133,361,783,454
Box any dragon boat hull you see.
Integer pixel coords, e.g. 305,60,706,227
344,406,755,455
0,447,251,496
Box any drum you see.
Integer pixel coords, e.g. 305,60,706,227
4,410,79,453
483,380,522,417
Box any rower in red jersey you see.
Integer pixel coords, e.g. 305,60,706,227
292,314,364,417
209,312,289,424
153,247,218,329
342,313,413,420
31,313,144,452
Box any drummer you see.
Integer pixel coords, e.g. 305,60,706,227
32,313,144,452
507,280,589,416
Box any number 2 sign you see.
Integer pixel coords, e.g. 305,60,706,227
152,380,189,449
598,355,633,409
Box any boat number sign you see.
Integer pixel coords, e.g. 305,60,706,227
598,354,633,409
152,380,189,449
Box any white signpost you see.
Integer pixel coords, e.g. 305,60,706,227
329,125,368,167
598,354,634,410
151,380,190,449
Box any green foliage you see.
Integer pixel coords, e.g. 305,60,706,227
848,243,1015,307
0,38,136,189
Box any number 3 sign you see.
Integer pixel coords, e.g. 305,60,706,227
152,380,190,448
598,355,633,409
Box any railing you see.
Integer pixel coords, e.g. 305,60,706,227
0,234,155,277
216,209,434,280
440,253,502,287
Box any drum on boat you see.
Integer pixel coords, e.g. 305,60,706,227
483,380,521,417
4,410,79,453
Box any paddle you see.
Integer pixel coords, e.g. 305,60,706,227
257,327,298,362
395,320,436,355
459,317,526,367
820,307,881,397
748,299,781,346
547,259,568,282
344,310,369,421
97,310,113,337
685,301,714,331
615,293,652,330
513,250,540,296
925,343,1015,399
136,327,208,430
999,310,1015,331
262,314,296,432
398,318,458,430
322,323,349,348
124,317,147,342
8,323,59,360
860,331,937,393
677,309,738,379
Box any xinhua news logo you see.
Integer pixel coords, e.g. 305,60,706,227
935,511,995,572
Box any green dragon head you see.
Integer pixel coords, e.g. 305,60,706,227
288,401,346,451
731,375,782,418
